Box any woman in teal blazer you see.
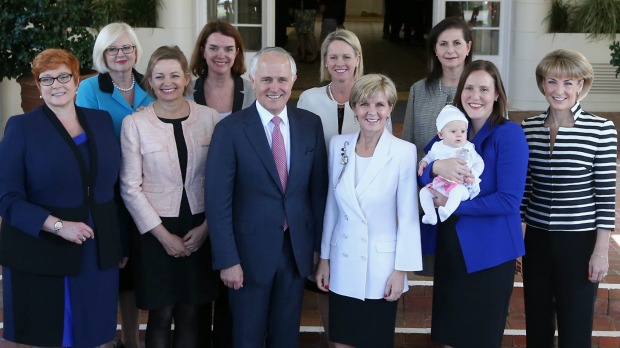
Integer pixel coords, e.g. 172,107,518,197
75,22,155,348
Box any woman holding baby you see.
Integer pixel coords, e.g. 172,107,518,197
419,60,529,347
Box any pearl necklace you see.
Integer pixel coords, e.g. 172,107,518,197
327,83,346,106
112,75,135,93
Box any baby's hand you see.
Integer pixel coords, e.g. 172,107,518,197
464,176,474,185
418,161,428,176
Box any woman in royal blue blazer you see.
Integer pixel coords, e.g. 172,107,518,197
419,60,529,347
0,49,123,347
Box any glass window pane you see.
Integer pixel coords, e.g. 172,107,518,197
210,0,262,24
473,29,499,55
208,0,262,52
445,2,500,28
239,27,262,51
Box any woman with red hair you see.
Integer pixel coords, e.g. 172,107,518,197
0,48,123,347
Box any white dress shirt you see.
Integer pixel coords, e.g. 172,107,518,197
256,102,291,171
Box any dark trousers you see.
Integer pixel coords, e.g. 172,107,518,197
228,233,306,348
523,226,598,348
212,281,233,348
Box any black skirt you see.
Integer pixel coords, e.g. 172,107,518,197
133,193,218,310
431,216,515,348
328,291,398,348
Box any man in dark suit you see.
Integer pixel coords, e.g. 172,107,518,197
205,47,328,348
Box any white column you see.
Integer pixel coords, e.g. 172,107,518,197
0,79,24,137
134,0,197,73
509,0,551,111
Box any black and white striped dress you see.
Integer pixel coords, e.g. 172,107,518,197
521,103,617,232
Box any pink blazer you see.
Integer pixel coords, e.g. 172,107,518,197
120,101,219,233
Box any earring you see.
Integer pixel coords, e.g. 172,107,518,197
39,95,42,99
353,116,358,124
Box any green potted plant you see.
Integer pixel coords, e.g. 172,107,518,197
544,0,575,33
611,41,620,78
90,0,164,28
573,0,620,41
0,0,105,112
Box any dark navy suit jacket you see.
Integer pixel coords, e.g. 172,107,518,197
0,104,123,275
205,102,328,284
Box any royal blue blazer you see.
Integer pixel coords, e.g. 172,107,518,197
421,119,528,273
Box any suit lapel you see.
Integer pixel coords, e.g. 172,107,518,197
355,131,393,198
243,105,283,192
286,109,304,196
337,133,363,217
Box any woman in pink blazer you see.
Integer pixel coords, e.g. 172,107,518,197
120,46,219,348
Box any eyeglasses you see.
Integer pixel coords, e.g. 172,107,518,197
105,45,136,56
38,73,73,86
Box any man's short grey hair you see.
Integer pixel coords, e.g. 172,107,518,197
249,47,297,79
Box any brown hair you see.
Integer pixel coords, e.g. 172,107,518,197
32,49,80,88
426,17,473,91
190,20,246,77
144,46,191,97
454,60,508,128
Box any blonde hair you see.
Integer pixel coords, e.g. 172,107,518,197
535,49,593,101
349,74,397,109
319,29,363,82
144,46,191,97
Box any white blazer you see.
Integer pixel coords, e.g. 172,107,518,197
321,131,423,300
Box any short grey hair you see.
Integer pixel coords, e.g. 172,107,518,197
92,22,143,73
249,47,297,79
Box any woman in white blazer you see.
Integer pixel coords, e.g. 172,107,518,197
316,74,423,348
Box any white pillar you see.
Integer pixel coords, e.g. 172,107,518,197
509,0,551,111
0,79,24,137
135,0,197,73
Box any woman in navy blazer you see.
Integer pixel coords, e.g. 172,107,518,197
0,49,123,347
419,60,528,347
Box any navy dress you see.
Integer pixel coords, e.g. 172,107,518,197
0,105,123,347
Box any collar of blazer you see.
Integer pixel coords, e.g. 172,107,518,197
338,130,394,200
140,100,201,128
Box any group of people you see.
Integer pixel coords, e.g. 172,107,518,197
0,15,615,348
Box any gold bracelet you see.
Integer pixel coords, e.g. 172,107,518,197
593,253,608,260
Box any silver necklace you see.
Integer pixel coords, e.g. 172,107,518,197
327,83,346,106
112,74,135,93
439,79,455,105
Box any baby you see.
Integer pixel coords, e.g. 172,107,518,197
418,105,484,225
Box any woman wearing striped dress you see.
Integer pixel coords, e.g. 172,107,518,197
521,49,617,348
